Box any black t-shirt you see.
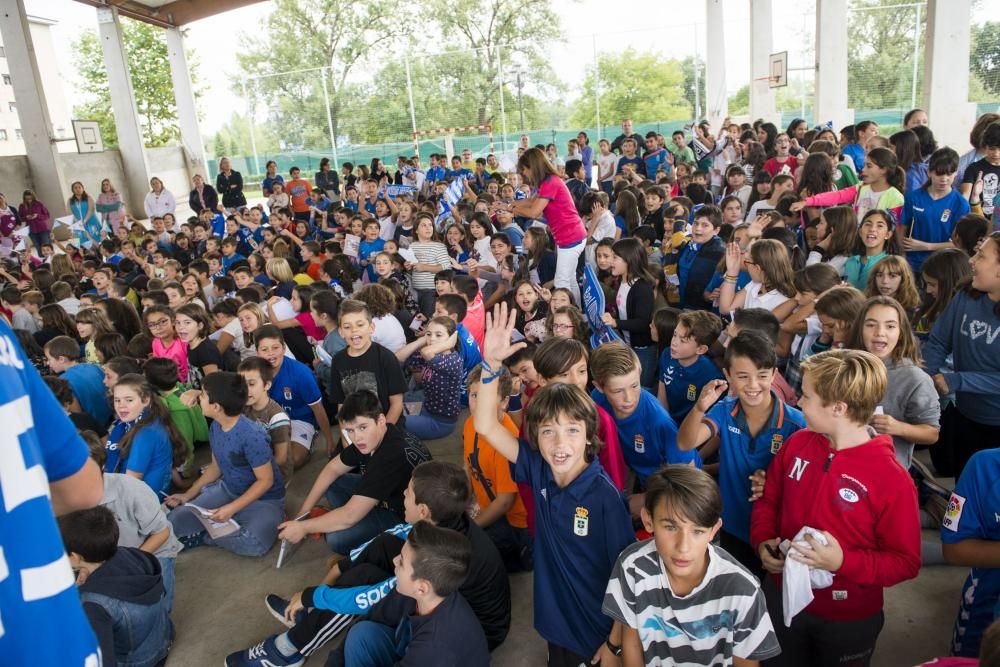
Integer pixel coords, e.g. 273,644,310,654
330,343,407,412
187,338,222,390
963,158,1000,217
338,424,430,516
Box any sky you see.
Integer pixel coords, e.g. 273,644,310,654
23,0,1000,136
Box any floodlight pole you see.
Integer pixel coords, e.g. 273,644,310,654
496,46,508,153
242,80,260,176
321,68,339,170
404,56,419,151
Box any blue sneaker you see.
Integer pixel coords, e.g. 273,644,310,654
224,635,303,667
265,593,305,628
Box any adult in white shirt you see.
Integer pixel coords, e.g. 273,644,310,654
143,177,176,219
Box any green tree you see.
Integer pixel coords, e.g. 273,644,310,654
681,56,707,120
570,49,689,127
236,0,409,149
206,112,280,161
971,22,1000,97
72,18,199,148
419,0,562,131
728,84,749,116
847,0,925,110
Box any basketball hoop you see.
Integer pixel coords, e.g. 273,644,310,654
767,51,788,89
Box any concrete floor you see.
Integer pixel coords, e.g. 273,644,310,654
165,416,968,667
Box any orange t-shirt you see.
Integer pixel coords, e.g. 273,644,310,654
286,178,312,213
463,414,527,529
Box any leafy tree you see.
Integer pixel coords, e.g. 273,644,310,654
72,18,200,148
971,22,1000,97
847,0,925,110
235,0,409,147
569,49,689,127
728,85,749,116
207,112,280,161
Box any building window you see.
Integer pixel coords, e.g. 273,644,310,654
2,75,10,86
15,129,21,140
0,130,7,141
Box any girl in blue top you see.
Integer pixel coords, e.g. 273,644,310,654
843,209,901,289
900,147,971,273
105,373,188,498
68,181,103,248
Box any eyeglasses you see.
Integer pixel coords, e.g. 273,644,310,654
552,323,574,331
147,318,171,329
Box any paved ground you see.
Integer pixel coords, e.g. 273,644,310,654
165,414,967,666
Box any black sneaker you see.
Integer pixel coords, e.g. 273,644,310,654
265,594,305,628
224,635,303,667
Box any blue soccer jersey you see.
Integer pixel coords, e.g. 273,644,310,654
703,394,805,543
659,354,724,425
942,448,1000,657
592,388,698,486
0,320,100,665
268,356,322,424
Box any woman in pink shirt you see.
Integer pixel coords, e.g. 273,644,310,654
502,147,588,302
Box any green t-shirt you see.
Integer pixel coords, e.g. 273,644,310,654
834,163,859,190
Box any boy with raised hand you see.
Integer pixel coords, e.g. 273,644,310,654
668,204,727,311
677,330,806,575
328,522,489,667
227,461,510,667
60,506,173,667
604,466,781,667
238,356,294,479
658,309,725,425
277,390,431,555
472,303,634,667
591,341,697,516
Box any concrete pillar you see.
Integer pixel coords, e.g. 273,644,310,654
165,27,205,178
96,6,151,218
705,0,727,128
0,0,68,212
814,0,853,132
749,0,776,123
923,0,976,150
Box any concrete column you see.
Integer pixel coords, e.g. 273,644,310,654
96,6,151,218
705,0,727,127
0,0,68,212
923,0,976,150
814,0,853,132
165,27,205,179
749,0,776,123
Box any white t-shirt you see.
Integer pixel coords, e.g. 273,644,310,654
616,280,633,344
372,314,406,353
598,153,619,182
209,316,253,359
590,210,618,242
743,281,790,312
855,187,882,222
378,216,397,242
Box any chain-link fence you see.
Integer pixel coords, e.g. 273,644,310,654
209,4,1000,183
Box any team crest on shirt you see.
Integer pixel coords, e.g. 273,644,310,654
686,384,697,401
943,492,966,532
574,507,589,537
283,387,293,401
941,209,951,223
634,435,645,454
770,434,783,454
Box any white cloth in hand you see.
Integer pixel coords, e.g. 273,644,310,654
779,526,834,626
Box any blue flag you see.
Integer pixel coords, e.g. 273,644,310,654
581,264,624,349
436,178,465,228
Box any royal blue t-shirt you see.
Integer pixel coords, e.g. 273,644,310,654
659,353,724,425
942,448,1000,657
268,356,322,424
900,188,971,273
359,238,385,282
210,213,226,238
211,416,284,501
616,155,645,177
104,416,173,498
513,440,634,658
591,388,697,485
221,252,247,273
0,321,101,666
703,394,805,543
643,147,670,177
62,362,112,426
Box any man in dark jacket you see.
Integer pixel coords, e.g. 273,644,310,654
610,118,644,155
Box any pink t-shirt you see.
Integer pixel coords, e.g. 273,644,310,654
152,337,189,383
295,312,325,341
536,175,587,247
464,292,485,353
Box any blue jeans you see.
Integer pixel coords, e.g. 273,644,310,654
324,473,404,554
344,621,403,667
157,556,175,613
30,230,51,251
404,408,456,441
635,345,659,392
168,480,284,557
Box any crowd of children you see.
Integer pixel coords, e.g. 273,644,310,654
6,109,1000,667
